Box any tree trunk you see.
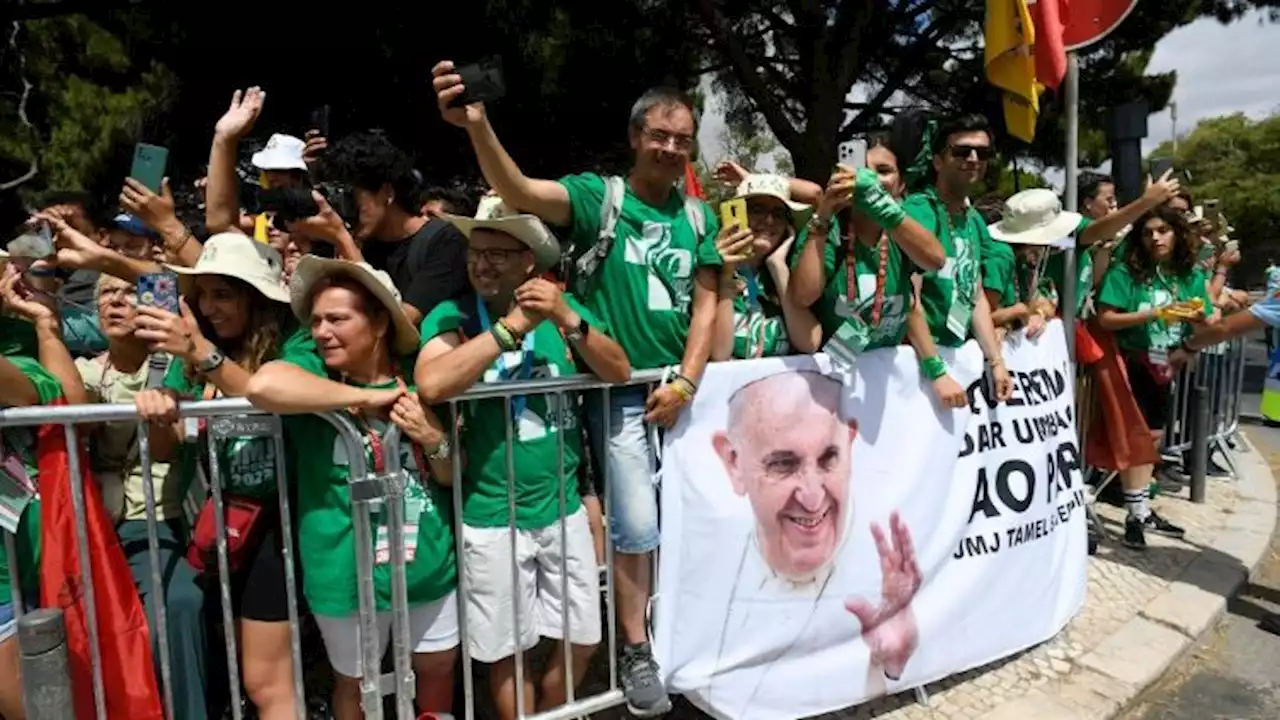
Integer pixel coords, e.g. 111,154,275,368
791,92,844,183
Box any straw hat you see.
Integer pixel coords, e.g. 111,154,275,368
732,173,814,228
290,256,420,357
442,196,561,272
168,232,290,303
988,189,1083,246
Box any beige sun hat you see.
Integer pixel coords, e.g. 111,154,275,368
168,232,290,303
251,133,308,172
290,256,420,357
442,196,561,272
732,173,814,228
988,189,1083,246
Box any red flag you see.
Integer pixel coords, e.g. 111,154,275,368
38,403,164,720
684,162,705,200
1030,0,1069,90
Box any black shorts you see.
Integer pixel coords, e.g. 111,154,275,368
1123,355,1173,431
200,512,297,623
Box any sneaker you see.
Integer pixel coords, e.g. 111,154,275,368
1143,510,1187,539
1123,516,1147,550
620,642,672,717
1087,529,1099,556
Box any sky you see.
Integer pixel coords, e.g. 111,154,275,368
696,8,1280,181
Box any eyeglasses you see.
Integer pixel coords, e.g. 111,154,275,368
466,247,526,266
947,144,994,162
747,201,790,223
643,129,695,151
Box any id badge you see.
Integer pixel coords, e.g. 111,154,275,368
834,294,855,319
1148,347,1169,367
0,458,35,535
375,491,424,565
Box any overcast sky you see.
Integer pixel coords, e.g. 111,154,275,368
697,9,1280,178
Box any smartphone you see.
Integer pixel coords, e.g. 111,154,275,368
130,143,169,193
837,139,869,170
1204,198,1220,221
137,272,180,314
1225,239,1239,253
720,198,748,233
448,57,506,109
309,105,331,137
1150,156,1175,180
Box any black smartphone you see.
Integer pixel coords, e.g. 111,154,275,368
448,57,506,109
1150,157,1175,180
309,105,331,137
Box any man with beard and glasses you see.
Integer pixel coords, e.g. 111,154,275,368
433,63,729,717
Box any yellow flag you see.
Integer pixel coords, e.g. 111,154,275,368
985,0,1042,142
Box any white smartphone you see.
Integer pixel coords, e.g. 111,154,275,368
837,139,868,170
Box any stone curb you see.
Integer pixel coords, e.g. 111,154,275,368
982,434,1278,720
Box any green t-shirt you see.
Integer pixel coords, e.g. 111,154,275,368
791,220,915,351
419,295,590,530
0,355,61,604
1097,262,1211,352
558,173,723,369
278,342,456,616
728,268,790,359
981,238,1018,308
1043,216,1094,316
908,189,985,347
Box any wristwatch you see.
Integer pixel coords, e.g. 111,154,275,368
427,434,452,461
194,347,226,374
566,316,591,344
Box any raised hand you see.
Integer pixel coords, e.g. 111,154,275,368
134,297,206,361
714,160,750,188
715,226,755,266
1143,168,1181,206
120,177,178,232
432,60,486,128
844,513,922,680
0,264,56,325
214,86,265,140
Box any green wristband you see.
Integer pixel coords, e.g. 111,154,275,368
921,355,948,381
854,168,907,229
492,321,519,352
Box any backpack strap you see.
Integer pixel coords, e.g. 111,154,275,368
573,176,626,293
682,195,707,239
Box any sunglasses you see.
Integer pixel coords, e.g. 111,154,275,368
947,144,994,162
746,201,790,223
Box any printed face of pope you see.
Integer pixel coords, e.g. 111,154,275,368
713,372,857,584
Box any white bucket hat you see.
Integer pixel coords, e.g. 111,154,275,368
442,196,561,272
251,134,308,172
733,173,814,228
168,232,290,304
988,189,1083,246
290,256,420,357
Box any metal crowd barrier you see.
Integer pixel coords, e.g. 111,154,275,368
1161,336,1248,476
0,369,671,720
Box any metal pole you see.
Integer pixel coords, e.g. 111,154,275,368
18,608,75,719
1171,101,1179,155
136,425,174,720
1061,52,1080,362
1190,384,1209,504
63,424,107,720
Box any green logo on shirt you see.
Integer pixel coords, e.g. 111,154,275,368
624,222,694,313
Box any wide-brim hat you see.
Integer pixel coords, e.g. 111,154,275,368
988,189,1083,246
442,196,560,272
168,232,290,304
733,173,814,228
251,133,308,172
290,256,420,357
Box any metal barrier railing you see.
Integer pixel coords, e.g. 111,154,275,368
1161,337,1248,469
0,368,671,720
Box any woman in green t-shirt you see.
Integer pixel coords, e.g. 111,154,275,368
132,233,300,720
709,173,823,358
1095,205,1210,550
246,258,458,720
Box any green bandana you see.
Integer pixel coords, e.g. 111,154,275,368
904,118,939,195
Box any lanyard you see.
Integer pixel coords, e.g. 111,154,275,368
351,409,428,478
476,294,535,420
742,268,761,312
845,233,889,325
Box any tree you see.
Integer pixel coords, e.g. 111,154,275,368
686,0,1279,180
1148,112,1280,289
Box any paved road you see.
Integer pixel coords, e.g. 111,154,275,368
1120,424,1280,720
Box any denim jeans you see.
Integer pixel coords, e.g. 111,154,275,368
585,386,661,554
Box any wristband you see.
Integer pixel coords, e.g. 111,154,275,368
854,168,907,229
987,356,1006,368
807,214,831,236
668,376,697,403
921,355,948,381
491,321,519,352
673,373,699,394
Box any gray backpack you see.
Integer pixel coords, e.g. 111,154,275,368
571,175,707,293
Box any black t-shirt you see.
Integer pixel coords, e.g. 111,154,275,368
361,218,469,317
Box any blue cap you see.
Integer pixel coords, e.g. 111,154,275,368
110,213,158,238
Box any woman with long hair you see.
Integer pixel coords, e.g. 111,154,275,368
133,233,300,719
245,259,458,720
1095,205,1216,550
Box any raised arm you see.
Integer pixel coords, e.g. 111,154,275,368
206,87,265,234
120,178,203,267
37,211,163,283
790,171,854,308
1080,170,1179,247
0,268,86,406
432,61,571,227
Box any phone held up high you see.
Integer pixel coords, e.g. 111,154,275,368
837,139,869,171
310,105,331,137
720,198,748,234
137,272,180,315
1149,156,1175,181
130,143,169,193
448,57,506,109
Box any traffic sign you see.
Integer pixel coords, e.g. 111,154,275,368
1061,0,1141,51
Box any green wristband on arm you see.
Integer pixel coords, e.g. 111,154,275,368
854,168,907,230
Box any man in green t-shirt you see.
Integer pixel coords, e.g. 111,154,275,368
903,114,1012,408
432,61,722,716
418,199,632,719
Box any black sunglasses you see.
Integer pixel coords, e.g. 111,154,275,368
947,144,994,162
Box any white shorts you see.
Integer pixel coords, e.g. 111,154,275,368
315,590,460,679
463,507,601,663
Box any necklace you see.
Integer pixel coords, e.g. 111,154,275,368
846,232,889,324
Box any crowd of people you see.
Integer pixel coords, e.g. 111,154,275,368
0,62,1253,720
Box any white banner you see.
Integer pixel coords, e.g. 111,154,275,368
655,321,1088,720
